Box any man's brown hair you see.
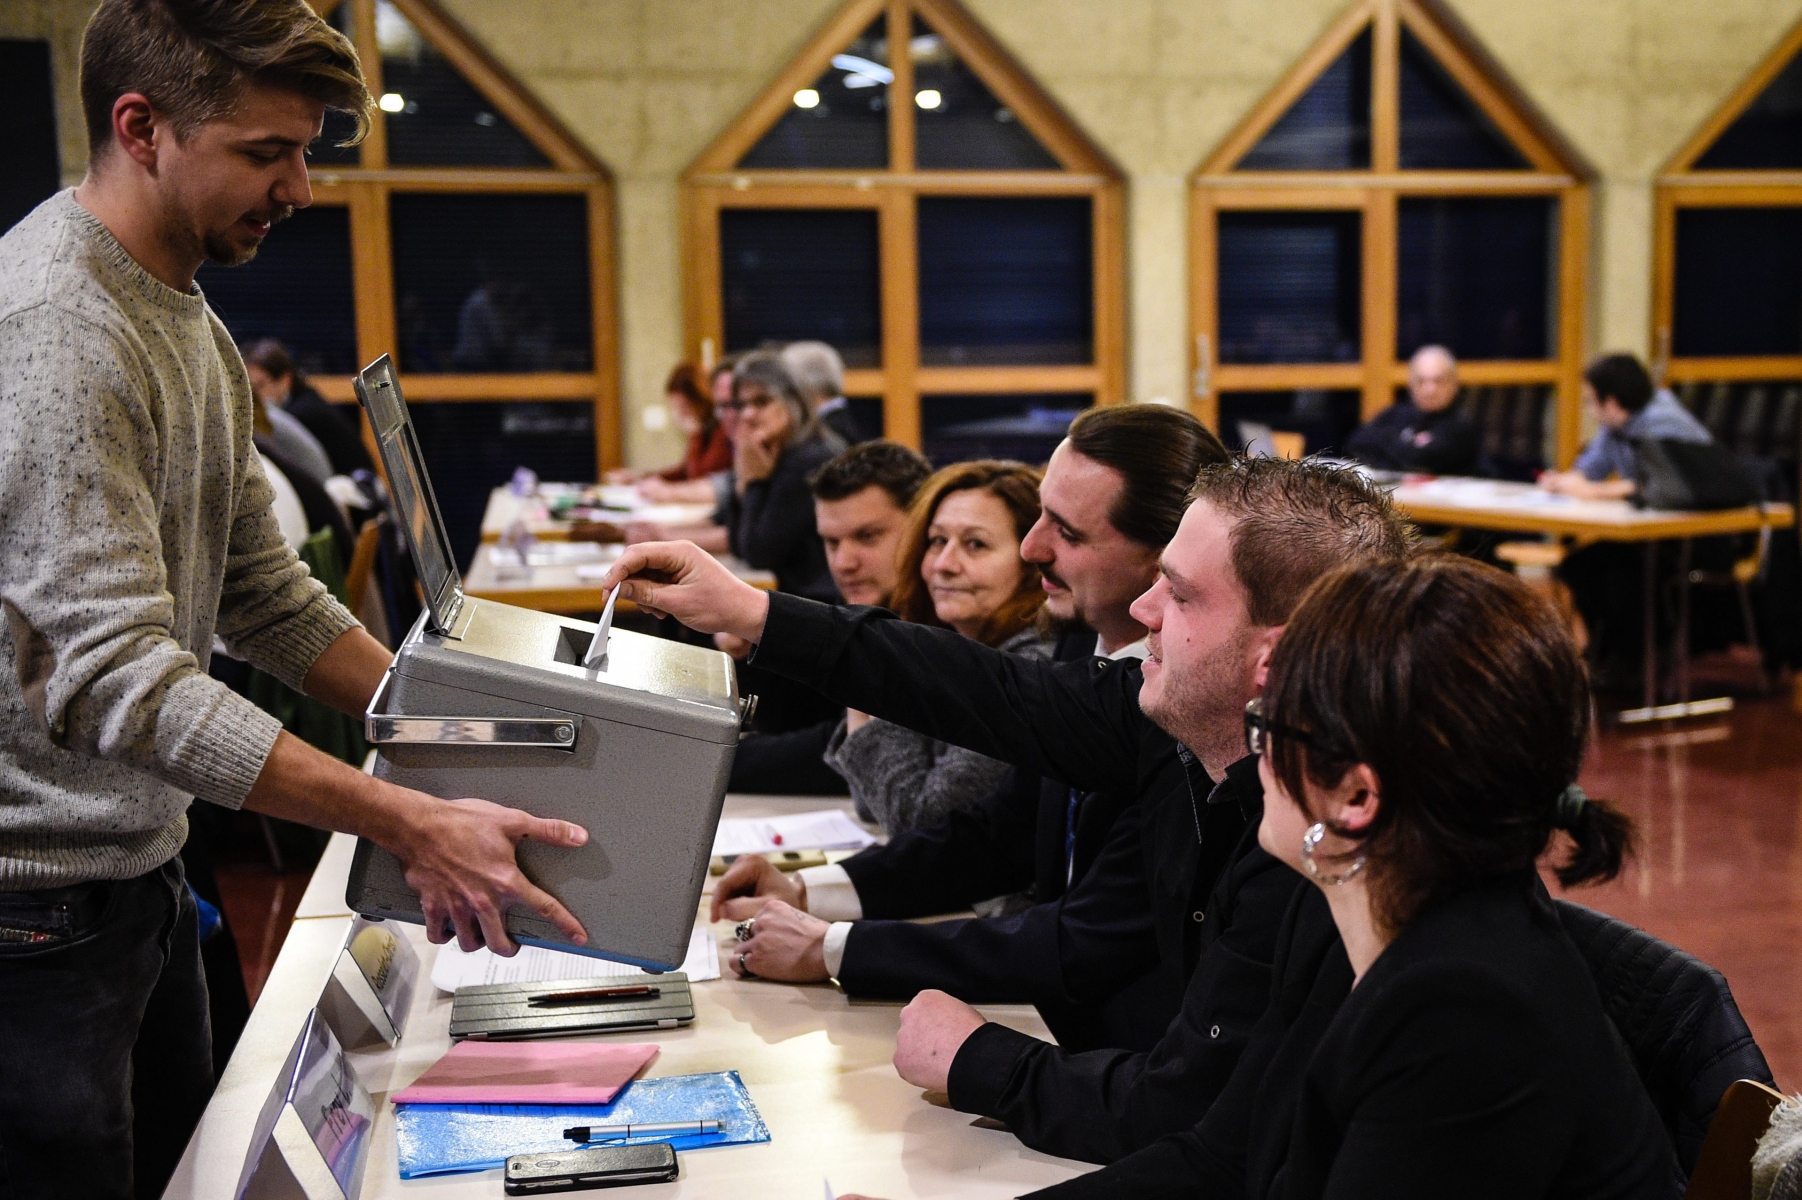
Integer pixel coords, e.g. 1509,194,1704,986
1065,404,1229,548
1187,456,1415,626
81,0,371,157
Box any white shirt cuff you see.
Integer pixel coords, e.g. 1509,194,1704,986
822,921,853,979
798,864,864,921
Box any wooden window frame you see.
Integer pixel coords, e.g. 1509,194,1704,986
681,0,1125,449
1188,0,1593,467
1652,15,1802,390
303,0,620,473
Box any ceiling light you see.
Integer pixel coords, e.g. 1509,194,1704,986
832,53,893,84
379,92,405,113
915,89,943,110
793,88,820,109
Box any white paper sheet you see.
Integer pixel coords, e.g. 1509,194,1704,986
711,810,876,856
430,925,720,993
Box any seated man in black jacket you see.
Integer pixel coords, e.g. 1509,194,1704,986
604,457,1413,1161
1344,344,1478,475
714,406,1225,1051
728,440,931,794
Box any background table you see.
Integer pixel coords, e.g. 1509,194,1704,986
481,484,715,544
1386,476,1794,719
462,540,775,615
163,796,1090,1199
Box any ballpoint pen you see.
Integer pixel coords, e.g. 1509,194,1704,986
563,1120,722,1142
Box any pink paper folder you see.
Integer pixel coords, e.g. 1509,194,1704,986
392,1042,659,1106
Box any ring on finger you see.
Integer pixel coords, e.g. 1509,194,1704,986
735,951,757,979
735,919,756,943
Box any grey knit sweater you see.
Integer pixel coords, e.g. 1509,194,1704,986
0,191,359,889
823,627,1051,837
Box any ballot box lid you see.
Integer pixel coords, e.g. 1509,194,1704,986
355,355,464,635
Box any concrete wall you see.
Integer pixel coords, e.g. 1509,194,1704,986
10,0,1799,466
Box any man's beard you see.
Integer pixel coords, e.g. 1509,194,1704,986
1143,623,1256,769
204,206,293,267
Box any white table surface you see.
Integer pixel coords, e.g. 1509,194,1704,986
164,796,1090,1199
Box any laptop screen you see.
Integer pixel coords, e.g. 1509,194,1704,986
354,355,463,634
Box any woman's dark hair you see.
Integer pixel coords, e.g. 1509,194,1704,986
241,337,301,388
1584,353,1654,414
663,362,716,433
1263,555,1633,933
889,460,1045,647
1065,404,1228,547
731,350,815,442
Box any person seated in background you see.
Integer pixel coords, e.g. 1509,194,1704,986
638,357,740,505
241,337,373,478
825,460,1052,836
1540,351,1711,500
1542,353,1715,685
1018,556,1677,1200
783,340,866,446
728,440,932,795
1344,344,1478,475
719,350,847,601
607,362,730,485
715,405,1227,1056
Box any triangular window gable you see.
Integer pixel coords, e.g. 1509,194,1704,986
374,0,548,167
1694,46,1802,170
1239,26,1372,170
716,0,1093,175
909,14,1059,170
1223,0,1553,175
740,18,892,169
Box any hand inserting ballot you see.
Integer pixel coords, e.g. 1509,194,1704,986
710,853,806,923
727,900,830,983
599,542,770,643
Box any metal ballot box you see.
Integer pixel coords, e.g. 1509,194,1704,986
343,356,743,971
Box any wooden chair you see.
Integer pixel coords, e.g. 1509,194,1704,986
344,515,384,617
1685,1078,1787,1200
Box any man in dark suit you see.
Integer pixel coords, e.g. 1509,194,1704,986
711,404,1229,1051
782,340,867,446
1344,344,1479,475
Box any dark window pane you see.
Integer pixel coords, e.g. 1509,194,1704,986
377,0,549,167
740,19,889,169
843,397,886,441
1673,207,1802,356
1398,27,1527,170
1456,383,1555,479
918,196,1092,365
1396,196,1556,360
921,394,1089,466
198,207,358,375
1217,390,1362,456
1,40,60,235
1217,210,1361,364
307,6,361,165
720,209,881,368
1238,28,1371,170
1672,380,1802,482
408,401,595,568
391,193,593,372
910,15,1059,170
1695,51,1802,169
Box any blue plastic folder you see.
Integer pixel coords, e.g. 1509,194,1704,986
393,1071,769,1178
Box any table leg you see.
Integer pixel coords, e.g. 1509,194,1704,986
1642,541,1658,712
1618,536,1734,725
1676,537,1693,706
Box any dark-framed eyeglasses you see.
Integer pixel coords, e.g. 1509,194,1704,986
1243,697,1328,758
717,390,777,414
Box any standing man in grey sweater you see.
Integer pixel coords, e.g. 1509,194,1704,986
0,4,588,1197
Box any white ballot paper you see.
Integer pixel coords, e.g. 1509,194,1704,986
711,810,877,857
430,924,720,993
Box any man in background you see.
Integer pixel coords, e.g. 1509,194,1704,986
783,340,867,446
1345,344,1479,475
728,440,931,793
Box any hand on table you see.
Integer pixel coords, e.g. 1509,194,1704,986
604,467,644,484
711,853,807,922
600,541,771,642
893,990,987,1093
388,794,589,955
729,900,830,982
623,520,669,545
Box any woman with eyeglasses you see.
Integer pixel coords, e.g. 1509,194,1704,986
1230,555,1677,1197
718,350,848,603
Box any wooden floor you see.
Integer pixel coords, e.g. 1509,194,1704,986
216,669,1802,1083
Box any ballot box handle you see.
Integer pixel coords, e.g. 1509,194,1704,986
365,669,579,750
